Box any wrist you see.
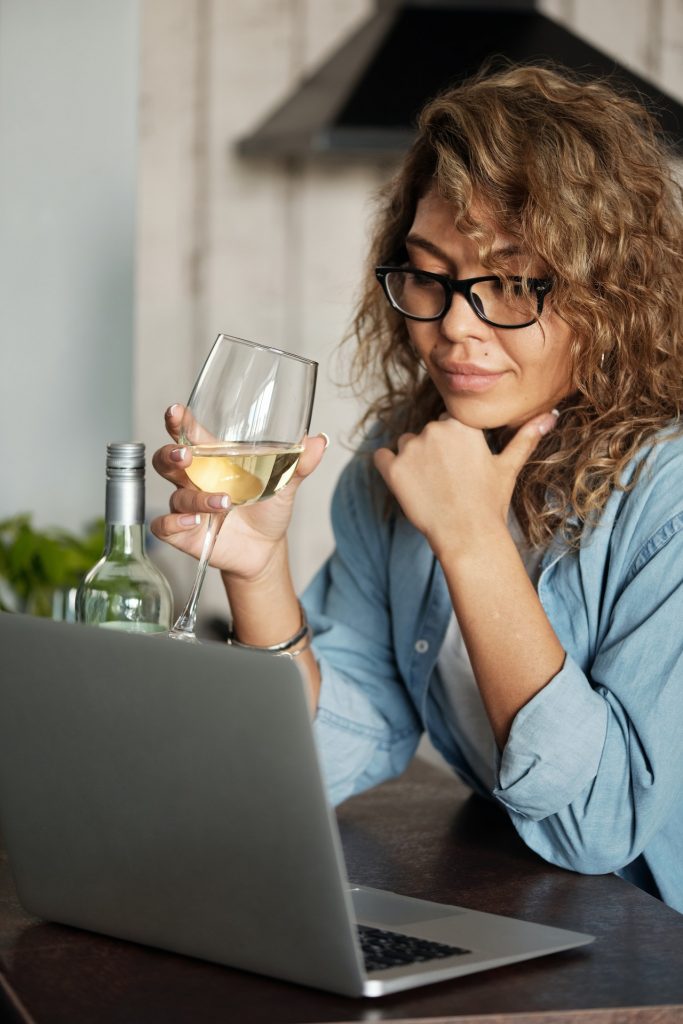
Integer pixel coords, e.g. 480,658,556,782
227,600,312,658
429,513,509,565
221,541,302,647
220,537,289,591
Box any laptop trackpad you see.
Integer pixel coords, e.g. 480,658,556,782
350,885,464,926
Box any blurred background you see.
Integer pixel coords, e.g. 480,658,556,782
2,0,682,626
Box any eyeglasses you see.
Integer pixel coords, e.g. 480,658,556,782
375,266,553,329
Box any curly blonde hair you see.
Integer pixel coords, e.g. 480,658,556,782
349,64,683,547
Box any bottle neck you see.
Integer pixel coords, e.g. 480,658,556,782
104,476,146,557
103,522,146,557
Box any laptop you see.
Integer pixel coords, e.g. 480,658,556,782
0,613,593,998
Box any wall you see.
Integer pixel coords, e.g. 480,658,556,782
135,0,380,610
0,0,139,529
541,0,683,98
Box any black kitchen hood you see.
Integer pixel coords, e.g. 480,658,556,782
237,0,683,159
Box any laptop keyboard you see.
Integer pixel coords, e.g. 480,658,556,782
357,924,470,972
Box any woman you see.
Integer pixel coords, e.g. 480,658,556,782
152,65,683,912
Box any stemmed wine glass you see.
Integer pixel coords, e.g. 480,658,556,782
168,333,317,641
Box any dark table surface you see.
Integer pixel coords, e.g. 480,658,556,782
1,758,682,1024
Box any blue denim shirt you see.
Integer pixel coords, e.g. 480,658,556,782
303,430,683,914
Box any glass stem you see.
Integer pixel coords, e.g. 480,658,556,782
170,511,228,638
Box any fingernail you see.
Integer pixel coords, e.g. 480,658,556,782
170,447,187,462
208,494,230,510
551,408,560,418
179,514,201,526
318,432,330,449
166,404,180,418
538,413,559,436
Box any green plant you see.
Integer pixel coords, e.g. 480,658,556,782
0,514,105,617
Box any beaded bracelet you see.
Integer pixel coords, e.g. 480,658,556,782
226,602,312,658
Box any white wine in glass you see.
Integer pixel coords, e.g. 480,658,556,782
184,442,303,504
168,334,317,641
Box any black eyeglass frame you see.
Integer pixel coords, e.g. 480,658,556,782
375,266,553,330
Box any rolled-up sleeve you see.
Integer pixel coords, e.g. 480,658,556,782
493,655,608,819
493,515,683,877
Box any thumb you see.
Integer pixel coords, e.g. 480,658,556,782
499,409,559,476
372,445,396,487
292,432,329,482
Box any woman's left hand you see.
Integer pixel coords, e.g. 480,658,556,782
373,411,558,559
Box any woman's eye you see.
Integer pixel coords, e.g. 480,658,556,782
410,272,439,289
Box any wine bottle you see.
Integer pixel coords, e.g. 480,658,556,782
75,443,173,633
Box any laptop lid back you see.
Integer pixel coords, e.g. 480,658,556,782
0,614,366,996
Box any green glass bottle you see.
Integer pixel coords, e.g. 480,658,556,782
76,443,173,633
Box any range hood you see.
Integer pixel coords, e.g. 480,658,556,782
237,0,683,159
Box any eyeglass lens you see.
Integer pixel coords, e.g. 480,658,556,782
384,271,538,326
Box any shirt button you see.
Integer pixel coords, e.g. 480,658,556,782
415,639,429,654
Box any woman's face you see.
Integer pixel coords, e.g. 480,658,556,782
404,190,574,430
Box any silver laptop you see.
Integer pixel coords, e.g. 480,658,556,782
0,613,593,998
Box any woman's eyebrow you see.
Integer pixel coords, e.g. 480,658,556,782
404,234,451,261
405,234,524,263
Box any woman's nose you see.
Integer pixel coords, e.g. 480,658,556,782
439,291,489,344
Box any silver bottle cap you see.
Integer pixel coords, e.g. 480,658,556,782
106,442,145,474
105,443,145,524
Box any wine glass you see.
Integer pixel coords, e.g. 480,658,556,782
168,333,317,641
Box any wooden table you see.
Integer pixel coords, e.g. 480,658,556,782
1,759,682,1023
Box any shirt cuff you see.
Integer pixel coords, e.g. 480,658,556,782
492,653,608,820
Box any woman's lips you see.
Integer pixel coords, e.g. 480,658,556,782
438,365,507,393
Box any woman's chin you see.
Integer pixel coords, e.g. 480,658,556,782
442,395,552,433
442,404,511,432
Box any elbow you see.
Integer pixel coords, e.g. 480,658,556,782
510,809,642,877
552,846,631,877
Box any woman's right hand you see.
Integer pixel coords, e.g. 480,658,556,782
150,404,328,584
